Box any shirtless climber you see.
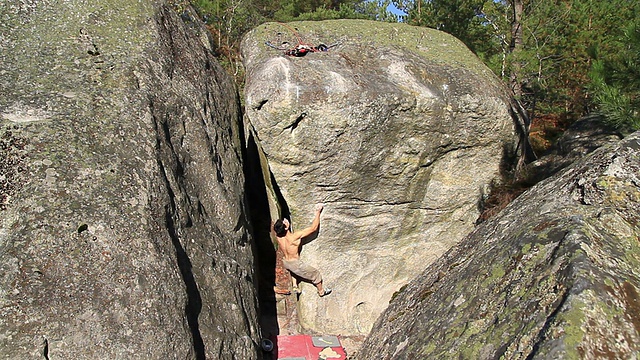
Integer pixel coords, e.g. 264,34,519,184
273,204,332,297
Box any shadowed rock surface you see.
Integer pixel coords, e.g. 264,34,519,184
357,131,640,359
0,1,260,359
525,115,623,184
241,20,520,336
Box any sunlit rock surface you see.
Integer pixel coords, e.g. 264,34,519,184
241,19,519,336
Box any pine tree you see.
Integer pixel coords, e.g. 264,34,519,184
588,19,640,133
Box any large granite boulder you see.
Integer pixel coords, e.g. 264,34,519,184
0,1,260,359
357,131,640,359
241,20,520,335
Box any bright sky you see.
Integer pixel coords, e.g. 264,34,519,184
387,2,407,16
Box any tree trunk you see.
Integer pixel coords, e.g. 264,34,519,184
509,0,524,98
508,0,536,165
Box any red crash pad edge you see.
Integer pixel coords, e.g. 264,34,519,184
275,334,347,359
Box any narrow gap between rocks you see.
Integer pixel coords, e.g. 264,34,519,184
243,130,366,358
244,131,301,350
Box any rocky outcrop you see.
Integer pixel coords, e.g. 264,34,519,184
525,114,623,184
0,1,260,359
241,20,520,335
357,131,640,359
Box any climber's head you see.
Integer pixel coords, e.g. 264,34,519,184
273,218,290,237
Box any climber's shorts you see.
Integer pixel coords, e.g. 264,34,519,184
282,258,322,284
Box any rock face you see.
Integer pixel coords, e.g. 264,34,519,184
0,1,260,359
357,132,640,359
241,20,519,335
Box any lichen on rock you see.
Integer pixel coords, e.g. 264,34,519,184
0,1,261,359
357,132,640,359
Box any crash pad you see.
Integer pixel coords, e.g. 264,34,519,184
276,334,346,359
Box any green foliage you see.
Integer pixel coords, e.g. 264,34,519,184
507,0,640,120
394,0,639,126
271,0,370,21
273,4,373,22
587,20,640,133
189,0,387,84
190,0,640,135
191,0,268,53
406,0,486,47
354,0,401,23
188,0,262,83
466,0,509,69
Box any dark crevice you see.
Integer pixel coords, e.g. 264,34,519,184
270,171,290,221
243,128,296,352
163,171,206,360
283,112,307,133
475,142,533,224
160,117,187,179
244,132,279,338
255,99,268,110
42,337,49,360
